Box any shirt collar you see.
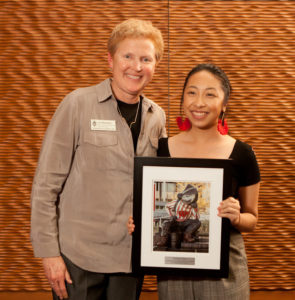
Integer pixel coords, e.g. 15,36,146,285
95,78,113,103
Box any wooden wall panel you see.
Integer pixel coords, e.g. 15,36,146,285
0,0,294,293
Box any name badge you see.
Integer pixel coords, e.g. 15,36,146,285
91,119,116,131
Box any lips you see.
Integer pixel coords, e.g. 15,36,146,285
191,111,208,119
126,74,141,80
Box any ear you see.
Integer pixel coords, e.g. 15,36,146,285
154,59,159,68
107,52,113,69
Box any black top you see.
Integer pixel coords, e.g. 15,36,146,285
116,98,142,152
157,138,260,198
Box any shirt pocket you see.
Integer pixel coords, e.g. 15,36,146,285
84,131,118,147
83,131,118,170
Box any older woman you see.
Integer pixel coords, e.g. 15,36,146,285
31,19,166,300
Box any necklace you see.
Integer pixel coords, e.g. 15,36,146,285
117,100,140,129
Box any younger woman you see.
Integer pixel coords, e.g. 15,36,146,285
129,63,260,300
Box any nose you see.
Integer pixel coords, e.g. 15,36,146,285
133,59,142,71
194,95,205,107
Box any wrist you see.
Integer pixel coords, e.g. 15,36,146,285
233,212,241,227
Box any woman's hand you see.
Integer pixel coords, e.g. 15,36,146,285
127,216,135,235
217,197,241,226
42,256,72,299
218,183,260,232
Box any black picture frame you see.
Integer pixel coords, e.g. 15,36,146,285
132,156,232,278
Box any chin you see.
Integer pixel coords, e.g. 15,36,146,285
192,123,215,130
130,85,147,93
128,88,142,95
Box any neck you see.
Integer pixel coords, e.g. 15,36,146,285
117,94,140,104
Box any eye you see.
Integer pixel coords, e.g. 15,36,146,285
142,57,152,63
124,54,131,59
187,90,196,96
206,93,216,97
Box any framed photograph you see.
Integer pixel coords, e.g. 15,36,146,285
132,157,232,278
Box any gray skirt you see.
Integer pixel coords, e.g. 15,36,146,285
157,230,249,300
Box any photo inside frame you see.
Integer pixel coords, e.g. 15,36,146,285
153,181,210,253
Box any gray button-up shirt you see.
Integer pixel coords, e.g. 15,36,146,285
31,78,167,273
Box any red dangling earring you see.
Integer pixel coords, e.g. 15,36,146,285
217,112,228,135
176,117,191,131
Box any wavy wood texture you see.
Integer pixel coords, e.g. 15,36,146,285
0,0,294,292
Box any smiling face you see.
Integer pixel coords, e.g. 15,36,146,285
183,70,226,130
108,38,156,103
